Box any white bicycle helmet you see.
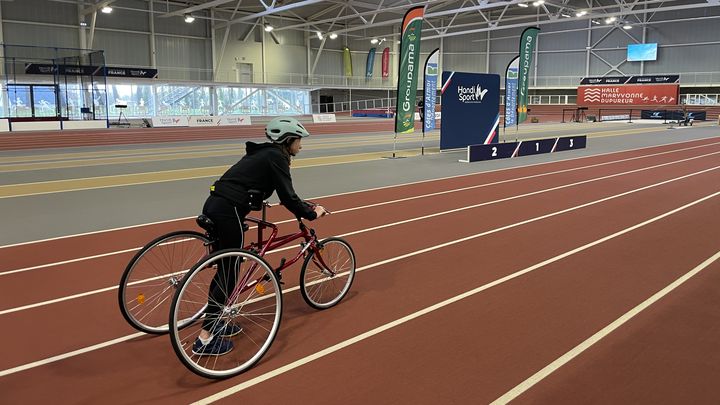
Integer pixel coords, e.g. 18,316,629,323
265,116,310,143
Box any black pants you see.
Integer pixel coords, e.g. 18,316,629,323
201,194,247,330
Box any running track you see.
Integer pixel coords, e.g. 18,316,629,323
1,137,719,404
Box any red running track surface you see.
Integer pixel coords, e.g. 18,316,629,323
1,137,720,404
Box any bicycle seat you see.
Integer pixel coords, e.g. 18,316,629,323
196,215,216,234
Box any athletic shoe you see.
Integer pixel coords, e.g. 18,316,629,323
192,336,233,356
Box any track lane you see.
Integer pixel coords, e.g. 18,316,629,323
3,148,719,316
2,137,719,272
3,145,720,311
201,177,720,404
0,155,716,400
511,255,720,404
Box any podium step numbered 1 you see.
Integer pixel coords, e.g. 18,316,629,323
461,135,587,163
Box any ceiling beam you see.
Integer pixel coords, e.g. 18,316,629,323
217,0,327,29
158,0,238,17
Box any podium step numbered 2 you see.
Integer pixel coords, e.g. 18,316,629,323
461,135,587,163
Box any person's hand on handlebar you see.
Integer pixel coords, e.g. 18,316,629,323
313,205,330,218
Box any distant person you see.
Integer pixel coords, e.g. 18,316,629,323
418,99,425,122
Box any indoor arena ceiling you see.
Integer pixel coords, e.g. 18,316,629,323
83,0,720,40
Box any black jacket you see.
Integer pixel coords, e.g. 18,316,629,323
210,142,317,220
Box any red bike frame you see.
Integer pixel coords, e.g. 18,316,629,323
227,203,334,304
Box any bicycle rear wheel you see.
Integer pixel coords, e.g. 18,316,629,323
118,230,211,334
300,237,356,309
169,249,282,379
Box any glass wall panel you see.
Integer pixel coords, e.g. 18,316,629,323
106,83,155,117
156,85,210,115
32,85,58,117
7,85,32,117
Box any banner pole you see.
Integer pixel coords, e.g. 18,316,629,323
393,132,398,158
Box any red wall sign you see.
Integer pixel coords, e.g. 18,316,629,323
578,84,679,105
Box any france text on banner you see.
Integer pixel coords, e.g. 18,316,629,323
394,6,425,134
517,27,540,124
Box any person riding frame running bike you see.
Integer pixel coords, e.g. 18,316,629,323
195,116,329,356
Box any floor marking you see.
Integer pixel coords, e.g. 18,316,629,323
3,149,718,278
491,249,720,404
0,178,717,379
195,192,720,404
0,332,144,378
0,134,442,172
2,136,717,249
0,148,440,199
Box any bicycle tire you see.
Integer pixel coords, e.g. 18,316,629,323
300,237,356,309
118,230,211,334
169,248,283,379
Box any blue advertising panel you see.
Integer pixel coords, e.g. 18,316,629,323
440,71,500,150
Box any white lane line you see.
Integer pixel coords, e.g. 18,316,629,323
0,332,143,378
194,191,720,404
0,163,720,315
2,137,718,250
0,184,717,380
4,143,720,276
2,159,718,314
491,249,720,405
0,248,140,276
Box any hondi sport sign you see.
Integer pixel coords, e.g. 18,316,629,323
578,84,679,105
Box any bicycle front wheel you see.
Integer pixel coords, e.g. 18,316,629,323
300,237,356,309
169,249,282,379
118,230,211,334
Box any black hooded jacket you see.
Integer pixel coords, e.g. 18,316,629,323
210,141,317,220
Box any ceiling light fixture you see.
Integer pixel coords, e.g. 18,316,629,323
518,3,529,7
370,38,379,44
101,6,112,13
329,33,338,39
184,14,195,23
605,16,617,24
576,11,587,17
316,31,323,40
623,24,632,29
264,24,274,32
591,19,601,25
561,13,571,18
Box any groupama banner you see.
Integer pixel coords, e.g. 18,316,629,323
517,27,539,124
394,6,424,134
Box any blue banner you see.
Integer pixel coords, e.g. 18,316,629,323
504,56,519,128
439,71,500,150
366,48,376,78
423,48,439,132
